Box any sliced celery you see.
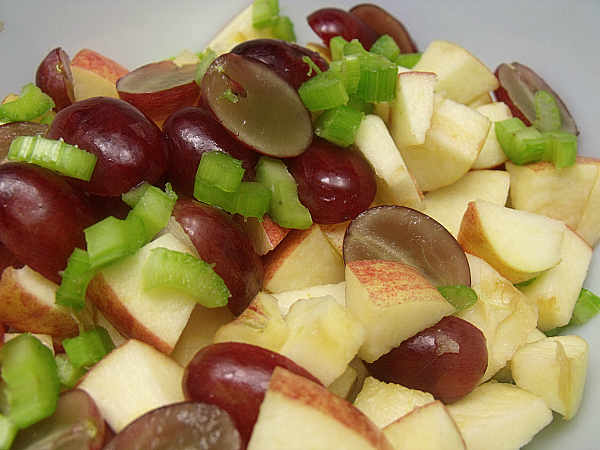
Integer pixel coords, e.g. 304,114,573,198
437,285,478,311
85,214,146,270
395,53,421,69
194,180,271,219
314,104,365,147
534,89,561,132
541,130,577,168
0,333,59,429
255,156,312,229
343,39,367,56
0,83,55,122
62,327,115,369
55,248,94,311
252,0,279,29
8,135,97,181
121,181,152,207
271,16,296,42
195,48,217,85
55,353,87,389
570,288,600,325
369,34,401,62
355,52,398,103
196,150,245,193
329,36,349,61
346,94,375,114
127,184,178,243
298,72,349,111
194,180,237,212
495,117,546,165
143,247,230,308
0,414,18,450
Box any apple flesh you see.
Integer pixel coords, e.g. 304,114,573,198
69,48,129,102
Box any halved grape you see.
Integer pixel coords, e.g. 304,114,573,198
103,402,242,450
343,205,470,287
200,53,313,158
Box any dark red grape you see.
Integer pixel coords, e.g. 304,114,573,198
163,106,259,198
343,205,471,287
230,39,329,90
307,7,379,49
0,162,100,284
173,199,263,316
103,402,242,450
364,316,487,403
183,342,321,446
285,137,377,224
35,47,75,112
47,97,169,196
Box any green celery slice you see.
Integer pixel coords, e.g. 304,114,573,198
0,414,18,450
55,248,94,311
541,130,577,168
271,16,296,42
196,150,245,192
127,183,178,243
194,180,271,219
252,0,279,29
62,327,115,369
298,72,349,111
437,285,478,311
495,118,546,165
314,104,365,147
329,36,349,61
142,247,230,308
534,89,561,132
355,52,398,103
54,354,87,389
0,333,60,429
369,34,401,62
195,48,217,85
0,83,55,122
395,53,421,69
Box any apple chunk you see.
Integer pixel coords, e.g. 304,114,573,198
77,339,185,433
247,367,393,450
458,199,566,284
345,259,455,363
70,48,129,101
510,335,588,420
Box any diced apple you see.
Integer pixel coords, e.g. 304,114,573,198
518,227,593,331
510,335,588,420
354,114,423,210
234,214,290,256
388,71,436,149
247,367,393,450
399,94,491,192
458,199,566,284
212,291,288,353
0,265,80,338
86,233,198,355
412,39,499,106
382,400,466,450
319,221,350,257
70,48,128,101
353,376,435,429
262,224,345,294
170,304,235,367
455,254,538,381
277,296,366,387
345,259,455,363
471,102,512,169
423,170,510,237
271,281,346,316
77,339,185,433
505,157,600,247
445,381,552,450
467,92,493,108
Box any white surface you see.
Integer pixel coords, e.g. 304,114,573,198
0,1,599,448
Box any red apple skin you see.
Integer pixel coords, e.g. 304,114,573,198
35,47,75,111
172,199,264,316
183,342,321,447
364,316,488,403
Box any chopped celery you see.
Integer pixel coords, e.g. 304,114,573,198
437,285,478,311
0,415,18,450
495,117,546,165
271,16,296,42
0,333,59,429
8,135,97,181
355,52,398,103
55,353,87,389
195,48,217,85
329,54,361,95
85,214,146,270
314,104,365,147
329,36,349,61
343,39,367,56
55,248,94,311
62,327,115,369
252,0,279,29
534,89,561,132
0,83,55,122
121,181,152,207
194,180,271,219
194,180,236,212
395,53,421,69
541,130,577,168
346,94,375,114
369,34,401,62
143,247,230,308
196,150,245,192
544,288,600,336
127,183,178,243
255,156,312,229
298,72,349,111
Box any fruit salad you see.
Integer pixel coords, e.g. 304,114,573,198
0,0,599,449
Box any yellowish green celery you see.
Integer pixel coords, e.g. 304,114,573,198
437,285,478,311
195,48,217,85
495,117,546,165
298,72,349,111
369,34,401,62
329,36,349,61
0,83,55,122
314,104,365,147
63,327,115,369
127,183,178,243
541,130,577,168
55,248,94,311
395,53,421,69
252,0,279,29
0,415,18,450
534,89,561,132
271,16,296,42
55,353,87,389
196,150,245,192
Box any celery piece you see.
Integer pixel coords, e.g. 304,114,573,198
395,53,421,69
369,34,401,62
0,414,18,450
570,288,600,325
143,247,230,308
355,52,398,103
55,248,94,311
255,156,312,229
495,118,546,165
541,130,577,168
196,150,245,193
534,89,561,132
314,104,365,147
271,15,296,42
85,214,146,270
8,135,97,181
437,285,478,311
55,353,87,389
298,72,349,111
128,184,178,243
0,83,55,122
0,333,60,429
195,48,217,85
121,181,152,207
346,94,375,114
329,36,349,61
339,54,361,95
252,0,279,29
343,39,367,56
194,179,237,211
62,327,115,369
232,182,272,218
